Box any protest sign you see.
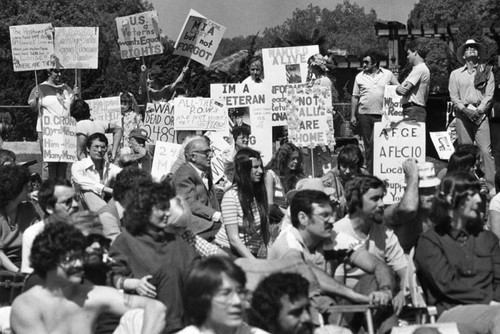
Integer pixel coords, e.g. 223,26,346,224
430,131,454,160
86,97,121,124
10,23,55,71
115,11,163,59
151,141,182,181
210,83,273,164
174,97,227,131
373,122,426,204
204,131,233,184
382,85,403,122
286,84,334,149
143,102,175,144
174,9,226,66
42,115,77,163
262,45,319,85
54,27,99,69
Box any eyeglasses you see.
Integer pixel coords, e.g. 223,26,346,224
57,195,79,208
236,136,249,142
213,287,249,302
60,252,83,266
192,149,213,156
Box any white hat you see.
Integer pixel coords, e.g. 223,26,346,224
286,178,336,203
456,39,486,65
418,162,441,188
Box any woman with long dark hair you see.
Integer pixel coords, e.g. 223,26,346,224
215,148,269,258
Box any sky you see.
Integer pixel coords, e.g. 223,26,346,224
149,0,420,39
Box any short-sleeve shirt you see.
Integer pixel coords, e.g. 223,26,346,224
353,68,397,115
401,63,430,106
76,119,109,136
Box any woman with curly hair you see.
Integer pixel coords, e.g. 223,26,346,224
307,53,332,91
0,165,39,272
215,148,269,258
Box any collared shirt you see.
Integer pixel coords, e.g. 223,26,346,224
401,63,430,106
415,226,500,315
449,64,495,112
71,157,122,195
353,68,398,115
189,162,208,190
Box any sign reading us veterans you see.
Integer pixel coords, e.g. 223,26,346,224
10,23,55,71
174,97,227,131
42,115,77,163
373,122,426,204
174,9,226,66
54,27,99,69
115,11,163,59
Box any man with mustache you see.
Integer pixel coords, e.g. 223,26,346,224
11,223,167,334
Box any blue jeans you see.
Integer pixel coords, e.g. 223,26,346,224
456,116,496,192
439,304,500,334
403,105,426,122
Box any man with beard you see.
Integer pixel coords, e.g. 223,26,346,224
333,175,407,315
10,223,167,334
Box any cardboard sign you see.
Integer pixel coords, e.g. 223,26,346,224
41,115,77,163
261,45,319,85
143,102,175,144
174,9,226,66
54,27,99,69
115,11,163,59
210,83,273,164
174,97,227,131
86,97,121,124
382,85,403,122
373,122,426,204
151,141,182,181
430,131,454,160
10,23,55,71
286,84,334,149
204,131,233,184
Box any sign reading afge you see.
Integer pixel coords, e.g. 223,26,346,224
116,11,163,59
373,122,426,204
174,9,226,66
54,27,99,69
42,115,77,163
10,23,55,72
174,97,227,131
143,102,175,144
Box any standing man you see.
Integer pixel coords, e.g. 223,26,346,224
172,137,222,239
28,69,77,180
448,39,495,194
351,52,399,173
396,39,430,122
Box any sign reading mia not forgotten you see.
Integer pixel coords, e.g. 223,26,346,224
10,23,55,71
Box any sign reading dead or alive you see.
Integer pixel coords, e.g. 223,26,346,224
10,23,55,71
54,27,99,69
42,115,77,163
143,102,175,144
151,141,182,182
382,85,404,123
115,11,163,59
174,97,227,132
373,122,426,204
174,9,226,66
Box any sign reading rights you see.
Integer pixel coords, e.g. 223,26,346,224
174,97,227,131
151,141,182,182
373,122,426,204
42,115,77,163
115,11,163,59
143,102,175,144
54,27,99,69
10,23,55,71
382,85,404,122
86,97,121,124
174,9,226,66
286,84,334,148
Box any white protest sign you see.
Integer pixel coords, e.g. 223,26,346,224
41,115,77,163
10,23,55,71
143,102,175,144
382,85,403,122
210,83,273,164
86,97,121,124
286,84,334,148
174,9,226,66
151,141,182,181
54,27,99,69
204,131,233,184
115,11,163,59
174,97,227,131
430,131,454,160
262,45,319,85
373,122,426,204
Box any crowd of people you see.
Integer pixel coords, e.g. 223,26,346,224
0,37,499,334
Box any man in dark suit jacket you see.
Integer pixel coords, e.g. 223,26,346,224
172,138,222,239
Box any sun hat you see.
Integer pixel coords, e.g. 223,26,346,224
456,39,486,65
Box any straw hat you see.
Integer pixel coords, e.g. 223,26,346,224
286,177,336,203
456,39,486,65
417,162,441,188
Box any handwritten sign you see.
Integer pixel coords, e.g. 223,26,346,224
174,97,227,131
430,131,454,160
174,9,226,66
382,85,403,122
10,23,55,71
86,97,121,124
54,27,99,69
115,11,163,59
204,131,233,184
143,102,175,144
42,115,77,163
262,45,319,85
151,141,182,181
286,84,334,149
373,122,426,204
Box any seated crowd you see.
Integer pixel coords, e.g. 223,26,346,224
1,129,500,334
